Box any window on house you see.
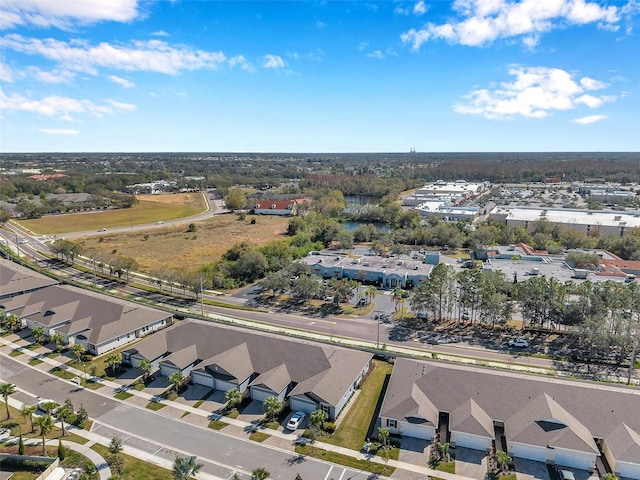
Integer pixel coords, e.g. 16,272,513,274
387,419,397,428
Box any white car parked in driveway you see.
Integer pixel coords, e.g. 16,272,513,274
508,338,529,348
286,411,306,431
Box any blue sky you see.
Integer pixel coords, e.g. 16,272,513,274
1,0,639,153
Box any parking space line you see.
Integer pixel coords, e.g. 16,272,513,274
323,465,334,480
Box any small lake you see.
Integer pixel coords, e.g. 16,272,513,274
342,221,392,232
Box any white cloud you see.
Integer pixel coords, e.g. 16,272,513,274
573,114,607,124
0,0,140,30
229,55,256,72
316,21,325,28
413,1,428,16
367,50,385,59
0,35,227,75
151,30,169,37
108,75,135,88
39,128,79,135
263,54,285,69
0,62,13,82
0,88,135,120
358,41,369,51
454,65,614,119
106,99,136,111
401,0,623,50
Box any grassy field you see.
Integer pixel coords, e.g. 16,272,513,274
18,193,207,235
322,359,393,451
78,213,290,272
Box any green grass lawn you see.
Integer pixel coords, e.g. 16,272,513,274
295,444,395,476
249,431,270,442
28,358,43,366
114,391,133,400
146,401,166,411
92,443,173,480
18,193,206,235
208,419,227,430
9,349,24,357
322,359,393,450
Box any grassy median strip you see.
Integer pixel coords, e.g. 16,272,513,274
295,444,395,476
114,391,134,400
208,419,227,430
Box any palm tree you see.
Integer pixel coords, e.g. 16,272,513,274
70,343,85,364
35,414,55,456
55,403,73,437
3,313,20,332
1,382,16,419
251,467,270,480
106,353,121,376
377,427,389,447
365,285,378,304
168,371,185,394
21,404,37,432
309,409,326,431
262,396,283,422
173,455,203,480
109,436,123,458
224,388,242,411
391,287,404,312
49,332,65,353
32,325,47,344
495,450,511,471
138,359,153,384
437,441,450,461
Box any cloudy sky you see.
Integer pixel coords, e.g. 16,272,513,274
1,0,639,152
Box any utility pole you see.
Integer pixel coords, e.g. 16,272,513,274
375,308,381,349
628,333,638,385
200,277,204,316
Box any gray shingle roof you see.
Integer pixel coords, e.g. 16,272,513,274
129,319,372,406
381,357,640,455
605,424,640,462
0,261,58,298
250,364,291,393
2,285,171,346
450,399,494,438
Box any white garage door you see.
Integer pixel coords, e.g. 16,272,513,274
192,372,214,388
214,379,237,392
251,387,275,402
290,397,317,415
453,432,491,451
555,452,593,471
618,461,640,480
511,443,547,462
160,364,180,377
401,422,434,440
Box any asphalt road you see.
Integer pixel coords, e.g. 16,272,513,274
0,355,363,480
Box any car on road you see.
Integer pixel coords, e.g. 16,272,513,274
155,220,164,225
508,338,529,348
19,239,29,244
286,411,306,430
97,228,107,232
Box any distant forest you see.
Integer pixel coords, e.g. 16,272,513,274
1,152,639,200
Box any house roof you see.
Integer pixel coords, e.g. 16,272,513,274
2,285,171,346
450,399,494,439
605,424,640,463
128,319,372,407
505,393,598,454
250,363,291,393
0,261,58,298
254,200,296,210
380,357,640,456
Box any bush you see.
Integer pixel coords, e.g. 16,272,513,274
18,434,25,455
324,422,336,433
58,440,66,461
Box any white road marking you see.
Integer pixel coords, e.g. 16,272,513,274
323,465,334,480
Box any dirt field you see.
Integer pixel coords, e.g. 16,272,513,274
78,213,291,272
18,193,206,235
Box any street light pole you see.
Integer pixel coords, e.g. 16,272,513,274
375,308,380,349
200,277,204,316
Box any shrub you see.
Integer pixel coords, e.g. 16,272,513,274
18,434,25,455
324,422,337,433
58,440,66,461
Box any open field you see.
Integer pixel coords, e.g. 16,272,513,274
78,213,291,272
17,193,207,235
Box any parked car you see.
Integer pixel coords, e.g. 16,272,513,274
97,228,107,232
36,399,58,414
508,338,529,348
557,469,576,480
286,411,306,431
155,221,164,225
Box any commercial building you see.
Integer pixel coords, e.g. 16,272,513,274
489,206,640,237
